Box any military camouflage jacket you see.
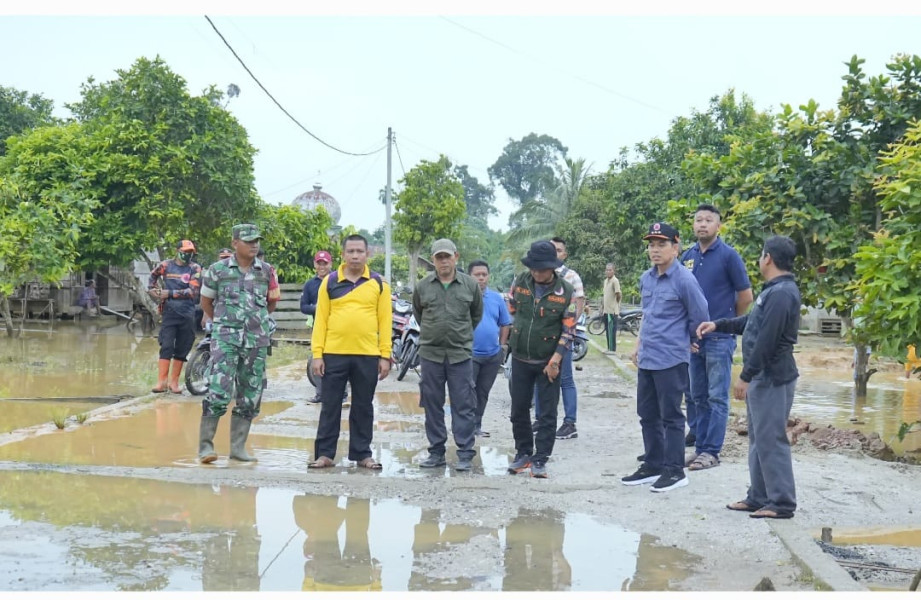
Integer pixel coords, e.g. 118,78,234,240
201,256,274,348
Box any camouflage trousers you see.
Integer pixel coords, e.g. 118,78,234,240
202,339,268,420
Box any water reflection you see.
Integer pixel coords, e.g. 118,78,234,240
730,365,921,455
0,471,694,591
0,323,161,400
822,525,921,547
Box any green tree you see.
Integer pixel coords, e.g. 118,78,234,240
488,133,567,206
0,85,57,156
66,57,261,271
0,126,97,335
258,203,333,284
684,55,921,395
454,164,496,221
393,155,465,288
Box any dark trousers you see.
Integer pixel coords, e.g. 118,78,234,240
746,377,798,513
472,351,502,430
605,313,619,352
314,354,379,461
419,357,477,460
158,309,195,360
637,363,688,473
510,358,561,463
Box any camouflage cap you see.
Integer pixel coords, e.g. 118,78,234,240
232,223,262,242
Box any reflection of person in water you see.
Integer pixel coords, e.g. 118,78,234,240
409,508,499,591
201,486,261,591
292,495,381,591
502,508,571,591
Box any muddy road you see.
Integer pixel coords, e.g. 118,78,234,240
1,332,920,591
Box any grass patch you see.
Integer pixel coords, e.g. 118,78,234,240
75,412,89,424
51,409,68,430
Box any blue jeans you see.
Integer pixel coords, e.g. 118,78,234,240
533,351,576,423
688,335,735,457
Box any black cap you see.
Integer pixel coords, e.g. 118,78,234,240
643,222,680,243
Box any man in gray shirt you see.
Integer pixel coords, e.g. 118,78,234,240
412,238,484,472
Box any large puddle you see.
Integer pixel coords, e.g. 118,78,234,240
0,397,516,477
0,470,694,591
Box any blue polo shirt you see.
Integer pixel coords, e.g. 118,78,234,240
473,287,512,357
681,237,751,338
637,260,710,370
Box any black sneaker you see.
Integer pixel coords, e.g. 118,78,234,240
308,396,321,404
419,454,446,468
621,465,661,486
530,461,548,478
636,453,646,462
455,458,473,472
685,432,696,447
508,454,532,474
650,469,688,493
555,422,578,439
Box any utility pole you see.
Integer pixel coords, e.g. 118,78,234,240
384,127,393,283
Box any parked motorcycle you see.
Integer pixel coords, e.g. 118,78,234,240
185,327,212,395
396,313,421,381
572,312,589,362
391,296,413,369
587,309,642,338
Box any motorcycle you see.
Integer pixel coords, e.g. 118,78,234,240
572,312,589,362
396,312,421,381
587,308,643,338
185,326,212,396
390,296,414,369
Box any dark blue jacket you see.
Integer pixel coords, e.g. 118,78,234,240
300,275,323,315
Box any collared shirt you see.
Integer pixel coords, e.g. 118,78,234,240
557,264,585,298
413,269,483,364
637,259,709,370
312,264,392,359
681,237,751,337
602,275,622,315
473,287,512,357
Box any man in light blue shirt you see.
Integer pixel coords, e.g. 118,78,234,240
622,222,709,493
469,260,512,437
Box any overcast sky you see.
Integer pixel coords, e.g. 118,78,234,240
3,4,920,232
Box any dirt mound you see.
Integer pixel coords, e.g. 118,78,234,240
727,415,905,463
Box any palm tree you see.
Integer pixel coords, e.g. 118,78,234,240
504,157,592,259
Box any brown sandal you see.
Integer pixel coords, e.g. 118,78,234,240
308,456,335,469
357,457,383,470
688,452,720,471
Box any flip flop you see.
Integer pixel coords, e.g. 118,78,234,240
726,500,759,512
750,508,794,519
308,456,335,469
357,457,383,470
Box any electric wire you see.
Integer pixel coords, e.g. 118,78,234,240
439,16,668,115
393,134,407,178
204,15,386,157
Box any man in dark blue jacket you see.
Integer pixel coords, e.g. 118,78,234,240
697,235,801,519
301,250,332,403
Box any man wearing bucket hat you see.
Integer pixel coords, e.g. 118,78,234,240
148,239,202,394
196,223,279,464
412,238,483,472
506,240,576,479
621,223,709,493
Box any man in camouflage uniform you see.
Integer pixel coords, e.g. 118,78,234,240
197,224,280,463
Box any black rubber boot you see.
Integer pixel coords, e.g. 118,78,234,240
229,414,257,462
198,416,221,464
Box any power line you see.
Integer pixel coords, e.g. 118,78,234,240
392,134,407,178
439,16,668,115
204,15,386,157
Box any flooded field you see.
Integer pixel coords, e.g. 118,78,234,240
0,470,693,591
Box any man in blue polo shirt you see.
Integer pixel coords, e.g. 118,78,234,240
681,204,753,471
622,222,709,493
469,259,512,438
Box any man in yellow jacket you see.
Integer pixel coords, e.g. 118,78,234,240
308,234,392,470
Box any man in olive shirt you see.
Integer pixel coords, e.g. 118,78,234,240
412,238,484,472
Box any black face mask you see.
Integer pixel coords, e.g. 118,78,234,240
178,252,193,263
